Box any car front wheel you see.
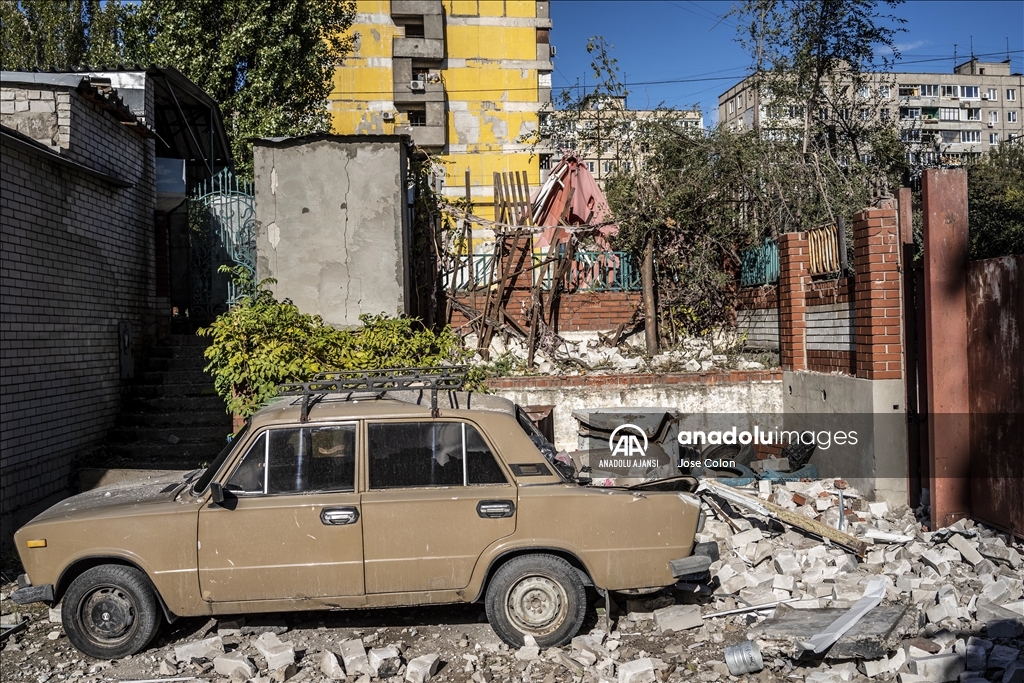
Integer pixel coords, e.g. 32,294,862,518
485,554,587,648
61,565,161,659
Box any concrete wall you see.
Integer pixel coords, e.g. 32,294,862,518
253,135,410,328
486,372,784,452
1,84,156,532
782,371,908,505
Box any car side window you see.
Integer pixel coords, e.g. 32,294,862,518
369,422,507,489
224,425,356,495
225,433,267,494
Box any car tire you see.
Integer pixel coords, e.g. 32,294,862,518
485,554,587,648
61,565,162,659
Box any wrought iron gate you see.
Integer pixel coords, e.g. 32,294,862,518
188,169,256,319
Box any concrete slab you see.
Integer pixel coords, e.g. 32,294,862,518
748,604,921,660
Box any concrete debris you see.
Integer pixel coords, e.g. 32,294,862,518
405,653,440,682
254,632,295,672
173,635,224,663
212,651,256,679
318,650,345,680
653,604,702,633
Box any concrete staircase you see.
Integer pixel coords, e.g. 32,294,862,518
105,334,233,469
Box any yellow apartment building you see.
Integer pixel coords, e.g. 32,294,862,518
330,0,555,227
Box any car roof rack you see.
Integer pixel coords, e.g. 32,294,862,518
278,366,469,421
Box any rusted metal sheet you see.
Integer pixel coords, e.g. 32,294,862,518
921,169,971,530
967,254,1024,540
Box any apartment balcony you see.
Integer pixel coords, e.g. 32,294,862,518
393,79,445,104
391,0,442,16
402,124,446,148
393,37,444,60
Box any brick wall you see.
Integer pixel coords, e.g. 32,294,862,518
1,85,157,526
451,290,641,333
735,206,903,380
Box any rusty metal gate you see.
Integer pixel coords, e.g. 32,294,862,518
966,255,1024,538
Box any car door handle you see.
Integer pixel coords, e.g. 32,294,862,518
477,500,515,519
321,507,359,525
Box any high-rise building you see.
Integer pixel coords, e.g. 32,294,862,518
718,59,1023,163
330,1,554,223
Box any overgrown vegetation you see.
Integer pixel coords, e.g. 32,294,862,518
1,0,355,177
199,267,481,418
967,144,1024,260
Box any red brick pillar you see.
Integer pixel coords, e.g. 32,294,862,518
778,232,810,371
852,207,902,379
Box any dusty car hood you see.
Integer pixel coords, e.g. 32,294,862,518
29,470,194,524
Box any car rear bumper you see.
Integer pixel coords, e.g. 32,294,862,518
669,554,713,579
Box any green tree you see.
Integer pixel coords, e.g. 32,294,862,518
968,144,1024,260
731,0,908,213
1,0,355,177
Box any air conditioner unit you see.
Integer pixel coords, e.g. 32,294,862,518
987,122,994,128
982,93,990,100
382,111,395,121
549,45,556,57
409,81,426,92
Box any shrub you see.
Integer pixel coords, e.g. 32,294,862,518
199,267,479,418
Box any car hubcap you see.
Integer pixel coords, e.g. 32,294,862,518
82,586,136,643
506,575,567,636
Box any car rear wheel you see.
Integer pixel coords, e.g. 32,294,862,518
61,565,161,659
485,554,586,648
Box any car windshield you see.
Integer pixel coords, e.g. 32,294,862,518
515,406,574,482
193,423,249,495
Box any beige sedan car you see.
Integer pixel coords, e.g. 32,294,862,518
13,372,707,659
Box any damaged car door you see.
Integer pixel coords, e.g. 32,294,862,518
197,423,364,602
361,420,516,594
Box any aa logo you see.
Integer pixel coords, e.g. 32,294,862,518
608,424,649,458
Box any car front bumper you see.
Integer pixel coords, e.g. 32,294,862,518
10,575,54,605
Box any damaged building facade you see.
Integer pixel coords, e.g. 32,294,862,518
329,0,554,227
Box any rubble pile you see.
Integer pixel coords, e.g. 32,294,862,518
464,331,767,375
2,477,1021,683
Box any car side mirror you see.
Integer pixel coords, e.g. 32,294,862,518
209,482,225,505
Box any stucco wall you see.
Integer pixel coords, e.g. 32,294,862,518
782,370,908,505
253,135,410,328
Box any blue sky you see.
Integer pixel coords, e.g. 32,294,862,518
548,0,1024,125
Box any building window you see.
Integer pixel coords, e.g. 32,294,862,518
986,88,998,100
1009,111,1019,123
539,154,552,170
1007,89,1017,102
899,85,919,97
990,111,999,124
880,108,891,121
623,161,632,172
941,85,959,98
940,107,960,121
858,86,870,99
727,100,735,114
737,94,744,108
859,108,871,121
961,86,979,99
961,130,981,143
879,85,891,98
901,129,921,142
586,161,594,172
900,107,921,120
602,161,614,174
966,108,981,121
408,109,427,126
836,108,850,121
920,84,938,97
402,21,425,38
990,133,999,144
